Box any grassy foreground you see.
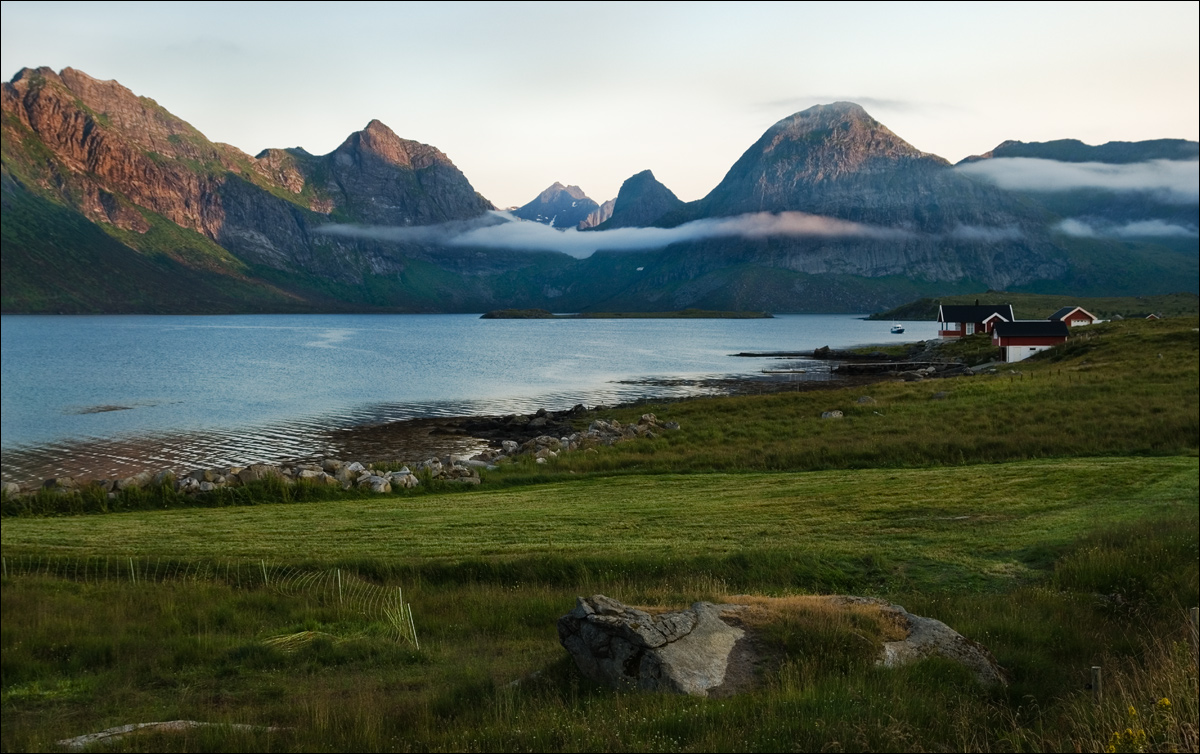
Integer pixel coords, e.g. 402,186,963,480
2,317,1198,752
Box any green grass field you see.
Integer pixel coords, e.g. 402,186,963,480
2,317,1197,752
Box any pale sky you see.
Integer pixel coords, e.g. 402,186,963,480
2,1,1197,207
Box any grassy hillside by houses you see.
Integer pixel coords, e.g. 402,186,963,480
1,317,1197,752
489,316,1199,481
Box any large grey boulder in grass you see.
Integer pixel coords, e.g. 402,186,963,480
557,594,751,697
876,600,1007,686
559,594,1006,698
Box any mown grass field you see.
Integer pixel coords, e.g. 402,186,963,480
2,317,1197,752
3,459,1195,587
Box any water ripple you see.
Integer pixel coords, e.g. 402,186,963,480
0,378,745,484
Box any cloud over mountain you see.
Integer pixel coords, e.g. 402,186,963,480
1056,218,1198,238
317,211,915,258
957,158,1199,204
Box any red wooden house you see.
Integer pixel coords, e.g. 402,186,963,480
991,321,1070,362
1048,306,1097,327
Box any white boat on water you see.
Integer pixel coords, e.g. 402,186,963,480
890,323,905,334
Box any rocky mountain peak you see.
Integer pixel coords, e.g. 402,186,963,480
530,182,588,203
4,65,230,165
8,66,62,86
323,120,491,224
681,102,959,221
756,102,943,174
513,182,598,227
590,169,684,230
341,119,405,167
329,119,455,173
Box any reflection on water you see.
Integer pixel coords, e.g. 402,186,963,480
1,313,936,483
1,380,745,483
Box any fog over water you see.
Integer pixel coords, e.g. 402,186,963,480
0,313,937,482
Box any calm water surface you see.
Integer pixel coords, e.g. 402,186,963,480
1,314,935,481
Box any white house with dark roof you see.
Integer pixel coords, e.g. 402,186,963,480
991,320,1070,362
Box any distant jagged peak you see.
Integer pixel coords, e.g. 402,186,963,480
513,182,598,227
532,182,590,203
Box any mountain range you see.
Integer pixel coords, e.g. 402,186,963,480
2,66,1196,314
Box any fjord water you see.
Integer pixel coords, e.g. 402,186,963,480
1,314,936,482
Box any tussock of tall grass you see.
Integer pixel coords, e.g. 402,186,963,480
1005,620,1198,753
724,594,909,642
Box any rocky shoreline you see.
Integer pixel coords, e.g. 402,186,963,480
1,413,680,498
3,343,988,495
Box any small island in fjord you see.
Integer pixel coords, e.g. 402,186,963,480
480,308,774,319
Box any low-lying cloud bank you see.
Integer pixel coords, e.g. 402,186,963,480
957,158,1199,204
317,211,1031,259
456,211,912,257
1056,218,1198,239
